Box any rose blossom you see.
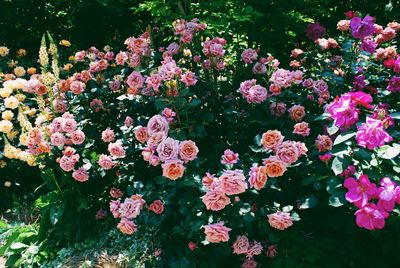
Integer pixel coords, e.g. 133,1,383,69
241,48,258,64
119,197,142,219
276,141,300,164
232,235,249,254
288,105,305,122
355,203,388,230
315,135,333,152
242,258,257,268
188,242,197,251
109,200,121,218
246,241,263,258
179,140,199,162
270,102,287,117
110,187,124,198
98,154,114,170
162,160,185,180
180,71,197,87
248,164,268,190
134,126,149,143
261,130,284,151
201,190,231,211
70,80,85,95
221,149,239,165
266,245,278,258
157,137,180,161
61,118,77,133
306,22,326,40
101,128,115,143
126,71,144,89
117,218,137,235
219,169,248,195
147,115,169,137
267,211,293,230
72,167,89,182
50,132,66,147
59,155,76,172
293,122,310,136
356,117,393,150
71,130,85,145
148,200,164,214
263,156,287,177
203,222,231,243
108,141,126,158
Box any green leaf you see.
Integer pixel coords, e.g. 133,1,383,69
314,113,330,121
299,195,317,209
329,191,346,207
333,132,356,145
327,124,339,135
10,242,28,250
380,145,400,159
331,157,344,175
391,112,400,120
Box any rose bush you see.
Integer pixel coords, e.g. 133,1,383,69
0,10,399,267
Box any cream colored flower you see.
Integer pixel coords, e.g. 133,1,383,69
14,66,26,77
19,133,29,146
15,93,26,102
17,49,27,57
0,46,10,57
2,110,13,120
7,130,18,140
0,87,13,98
4,96,19,109
4,144,18,159
0,160,6,168
0,120,13,133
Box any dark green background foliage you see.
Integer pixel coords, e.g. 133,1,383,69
1,0,400,61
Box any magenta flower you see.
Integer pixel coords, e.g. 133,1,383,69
360,39,377,53
306,22,326,41
221,149,239,165
356,117,393,150
327,94,359,128
344,175,377,208
377,177,398,212
355,203,388,230
350,15,375,39
387,76,400,92
349,91,373,109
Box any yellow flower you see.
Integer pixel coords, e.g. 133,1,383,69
17,49,27,57
15,93,26,102
4,96,19,109
14,66,26,77
60,40,71,47
0,46,10,57
27,155,37,166
7,130,18,140
7,60,17,68
0,120,13,133
0,160,6,168
27,67,37,75
2,110,14,120
63,63,73,72
68,55,75,61
183,48,192,57
19,133,29,146
0,87,13,98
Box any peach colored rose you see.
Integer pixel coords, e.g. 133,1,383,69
117,218,137,235
248,164,268,190
267,211,293,230
202,172,216,189
232,235,249,254
162,160,185,180
219,169,248,196
110,187,124,198
179,140,199,162
263,156,287,177
261,130,284,151
276,141,300,164
134,126,149,144
288,105,305,122
315,134,333,152
201,190,231,211
337,20,350,31
203,222,231,243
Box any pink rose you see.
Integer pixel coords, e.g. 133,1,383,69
110,187,124,198
288,105,306,122
148,200,164,214
117,218,137,235
179,140,199,162
124,116,134,127
276,141,300,164
267,211,293,230
102,128,115,143
147,115,169,137
98,154,114,170
50,132,66,147
248,164,268,190
62,118,77,133
232,235,250,254
59,155,76,172
180,71,197,87
72,167,89,182
126,71,144,89
156,137,179,162
108,141,126,158
162,160,185,180
109,200,121,218
70,80,86,95
241,48,258,64
293,122,310,137
71,130,85,145
203,222,231,243
119,197,143,219
219,170,248,196
201,190,231,211
134,126,149,143
221,149,239,165
188,242,197,251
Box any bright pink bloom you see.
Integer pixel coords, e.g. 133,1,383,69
148,200,164,214
117,218,137,235
218,169,248,196
108,141,126,158
71,130,85,145
355,203,388,230
221,149,239,165
98,154,114,170
101,128,115,143
377,177,398,212
201,190,231,211
344,175,377,208
188,242,197,251
318,152,332,163
241,48,258,64
180,71,197,87
328,94,359,128
356,117,393,150
126,71,144,89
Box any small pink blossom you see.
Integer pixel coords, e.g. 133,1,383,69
221,149,239,165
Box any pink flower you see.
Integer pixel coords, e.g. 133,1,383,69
270,102,286,117
134,126,149,143
293,122,310,136
101,128,115,143
109,200,121,218
61,118,77,133
146,74,162,92
110,187,124,198
72,167,89,182
261,130,284,151
270,69,292,88
246,85,268,103
95,209,107,220
252,62,267,74
239,79,257,99
248,164,268,190
50,132,66,147
148,200,164,214
315,135,333,152
201,190,231,211
246,241,263,258
147,115,169,137
156,137,179,162
267,211,293,230
266,245,278,258
124,116,134,127
161,108,176,122
356,117,393,150
90,98,104,112
377,177,398,212
126,71,144,89
276,141,300,164
119,197,143,219
59,155,76,172
162,160,185,180
241,258,257,268
288,105,305,122
263,156,287,177
70,81,86,95
188,242,197,251
98,154,114,170
179,140,199,162
108,141,126,158
241,48,258,64
117,218,137,235
71,130,85,145
328,94,359,128
203,222,231,243
218,170,248,196
115,51,129,65
180,71,197,87
318,152,332,163
232,235,249,254
344,175,377,208
221,149,239,165
355,203,388,230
